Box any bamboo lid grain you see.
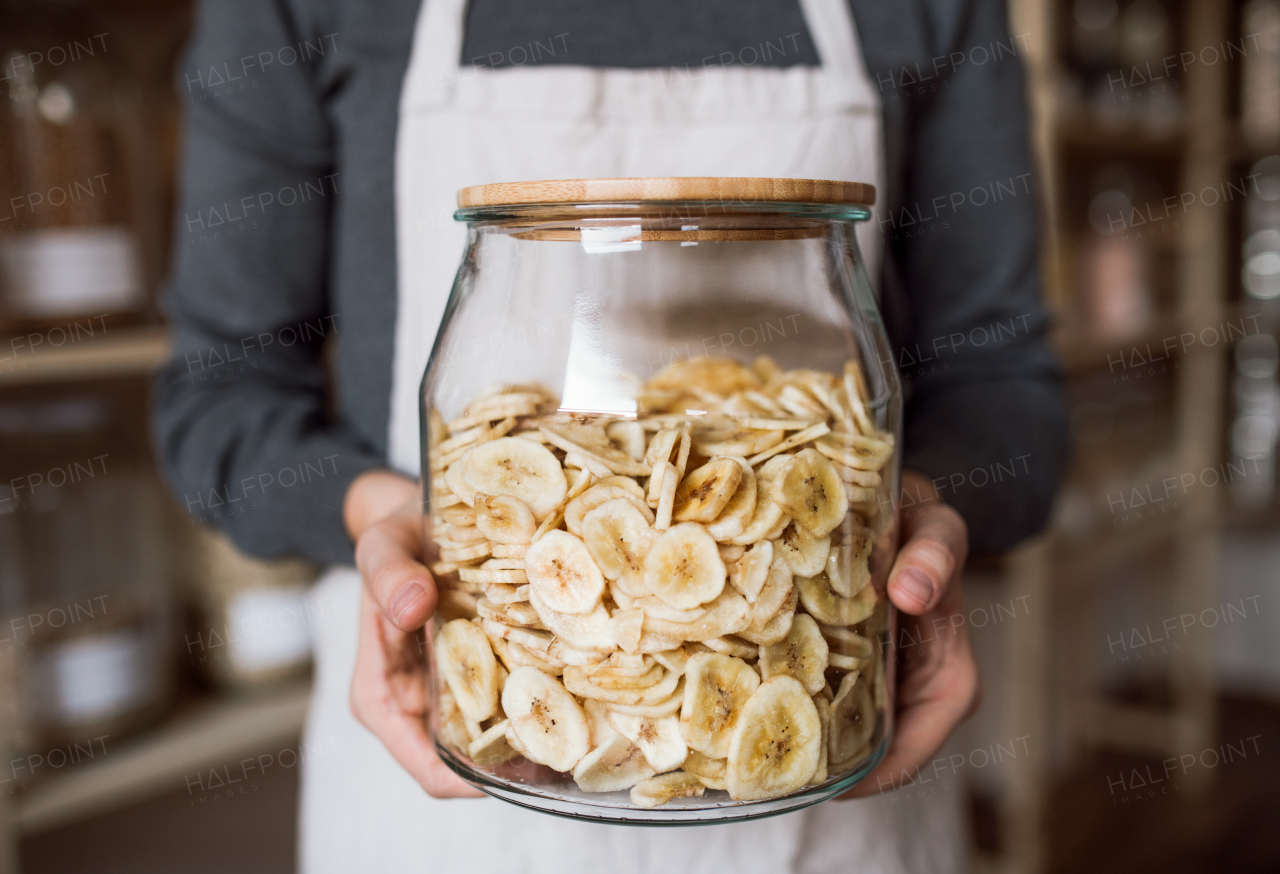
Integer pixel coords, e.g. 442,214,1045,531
456,177,876,208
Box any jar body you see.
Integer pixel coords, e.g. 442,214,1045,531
421,202,900,823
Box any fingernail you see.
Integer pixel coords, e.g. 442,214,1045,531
390,582,427,626
894,568,935,609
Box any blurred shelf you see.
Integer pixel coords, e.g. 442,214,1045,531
0,324,170,387
1054,510,1181,584
16,680,310,834
1053,314,1184,373
1056,118,1185,158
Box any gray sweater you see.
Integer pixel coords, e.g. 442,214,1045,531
153,0,1067,564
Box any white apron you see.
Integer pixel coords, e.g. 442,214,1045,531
300,0,966,870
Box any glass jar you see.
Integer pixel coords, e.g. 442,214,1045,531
421,178,900,823
0,3,145,321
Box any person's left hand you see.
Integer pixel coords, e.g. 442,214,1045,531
843,470,980,798
345,470,483,799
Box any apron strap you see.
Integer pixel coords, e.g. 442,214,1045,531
401,0,469,109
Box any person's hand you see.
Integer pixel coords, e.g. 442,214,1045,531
844,470,980,798
345,469,482,799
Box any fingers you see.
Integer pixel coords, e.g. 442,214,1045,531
349,590,482,799
355,503,436,632
888,501,967,615
842,645,979,798
344,470,419,541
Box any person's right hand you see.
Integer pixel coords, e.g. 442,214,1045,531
345,470,482,799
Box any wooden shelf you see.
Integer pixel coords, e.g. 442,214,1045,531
0,325,170,388
1053,314,1185,373
1056,117,1186,159
15,681,310,834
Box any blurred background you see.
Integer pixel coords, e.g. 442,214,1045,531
0,0,1277,871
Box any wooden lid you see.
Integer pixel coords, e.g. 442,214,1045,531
456,177,876,208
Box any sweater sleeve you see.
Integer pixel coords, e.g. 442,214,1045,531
854,0,1070,553
151,0,382,565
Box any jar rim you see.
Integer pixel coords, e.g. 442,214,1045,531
456,177,876,209
454,200,873,225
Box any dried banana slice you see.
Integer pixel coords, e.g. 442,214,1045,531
643,522,726,610
565,484,654,535
748,557,794,626
468,719,519,766
542,422,652,477
644,428,681,471
825,529,872,598
585,652,653,677
583,698,619,747
809,697,830,786
547,638,609,666
435,619,500,723
488,633,563,676
648,357,760,397
460,568,527,586
681,750,728,790
580,498,657,592
773,520,832,577
608,677,686,717
444,447,478,507
630,771,706,808
524,530,606,615
490,543,529,559
528,589,617,653
475,598,541,628
727,453,792,545
641,589,751,641
814,432,894,472
770,448,849,538
692,428,784,458
437,540,491,565
606,421,647,462
673,458,743,523
650,647,691,678
564,664,680,706
796,573,877,626
586,661,664,691
502,667,591,772
608,712,688,773
462,437,567,519
634,597,707,624
716,541,747,564
704,457,757,541
596,474,648,501
726,676,823,801
573,733,656,793
608,608,645,653
737,582,798,646
437,505,478,526
828,671,876,769
727,540,773,602
699,636,758,660
436,686,474,753
759,615,829,695
474,494,537,544
818,624,876,657
680,652,760,758
440,523,486,544
746,422,830,466
481,620,554,656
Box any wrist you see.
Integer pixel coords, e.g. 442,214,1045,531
344,469,419,541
